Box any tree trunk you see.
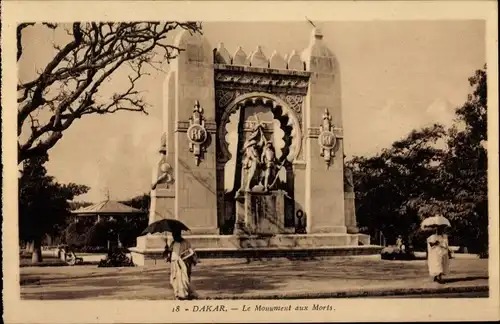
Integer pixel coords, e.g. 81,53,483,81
31,238,43,263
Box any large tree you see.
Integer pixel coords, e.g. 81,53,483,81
17,22,202,163
19,154,89,262
417,66,488,254
349,66,488,254
348,124,446,246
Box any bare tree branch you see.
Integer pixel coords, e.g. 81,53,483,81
17,21,202,163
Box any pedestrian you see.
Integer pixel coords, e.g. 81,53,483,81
165,230,199,300
396,235,406,252
426,227,450,283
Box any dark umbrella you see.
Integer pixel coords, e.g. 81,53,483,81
141,219,190,235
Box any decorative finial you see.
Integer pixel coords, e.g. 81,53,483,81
323,108,331,121
194,100,202,113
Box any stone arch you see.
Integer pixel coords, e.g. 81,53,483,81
218,92,302,163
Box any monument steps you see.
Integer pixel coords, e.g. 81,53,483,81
131,233,381,265
130,245,383,265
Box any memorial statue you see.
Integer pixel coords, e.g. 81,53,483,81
343,166,354,192
152,134,174,190
238,124,264,193
152,162,173,190
261,141,277,192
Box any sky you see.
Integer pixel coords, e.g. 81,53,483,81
18,20,486,202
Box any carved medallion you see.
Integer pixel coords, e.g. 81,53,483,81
188,124,207,144
318,108,337,168
187,101,209,166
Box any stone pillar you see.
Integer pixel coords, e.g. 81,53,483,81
303,28,346,234
172,30,218,234
147,67,177,225
234,194,254,234
344,192,359,234
149,187,175,223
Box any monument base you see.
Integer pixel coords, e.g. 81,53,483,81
129,233,381,266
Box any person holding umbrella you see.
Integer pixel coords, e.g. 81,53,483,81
165,229,199,300
141,219,199,300
421,214,451,283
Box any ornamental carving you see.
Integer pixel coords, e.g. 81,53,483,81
215,89,235,108
318,108,337,168
278,94,303,123
215,90,304,125
214,69,310,96
187,101,209,166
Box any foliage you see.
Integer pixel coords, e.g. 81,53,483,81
348,123,446,245
17,22,202,163
85,221,113,247
98,249,135,267
349,66,488,255
19,154,89,262
428,65,487,255
64,221,89,247
118,193,150,246
117,216,149,247
68,201,93,210
380,246,416,260
63,213,148,249
120,193,151,212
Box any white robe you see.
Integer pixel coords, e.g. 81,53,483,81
426,234,450,276
169,240,198,299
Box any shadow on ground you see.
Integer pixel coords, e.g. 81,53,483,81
440,276,489,284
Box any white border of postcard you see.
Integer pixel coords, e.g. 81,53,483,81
2,1,499,323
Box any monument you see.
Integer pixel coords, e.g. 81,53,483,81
130,27,377,265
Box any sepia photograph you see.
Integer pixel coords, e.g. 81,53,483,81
2,1,499,323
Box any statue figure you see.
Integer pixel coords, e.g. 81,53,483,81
152,161,173,190
238,117,266,194
343,166,354,192
240,135,261,193
261,141,277,191
152,134,174,190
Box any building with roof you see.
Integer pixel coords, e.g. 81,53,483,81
71,199,146,224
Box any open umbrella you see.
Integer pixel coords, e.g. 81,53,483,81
141,219,190,235
420,214,451,231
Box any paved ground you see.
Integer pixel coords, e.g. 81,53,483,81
20,256,488,300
